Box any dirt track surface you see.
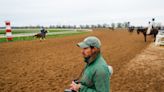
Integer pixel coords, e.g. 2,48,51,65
112,43,164,92
0,29,162,92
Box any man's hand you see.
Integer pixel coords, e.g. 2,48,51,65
70,81,81,92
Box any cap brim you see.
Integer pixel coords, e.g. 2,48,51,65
77,42,89,48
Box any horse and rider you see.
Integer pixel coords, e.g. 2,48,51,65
34,27,48,40
136,18,160,42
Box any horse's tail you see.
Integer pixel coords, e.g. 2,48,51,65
33,34,36,38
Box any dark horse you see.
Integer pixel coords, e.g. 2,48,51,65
33,30,48,40
128,26,135,33
136,27,159,42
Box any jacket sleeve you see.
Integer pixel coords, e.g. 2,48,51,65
80,67,110,92
79,85,96,92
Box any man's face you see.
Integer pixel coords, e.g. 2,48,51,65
81,47,97,58
81,47,92,58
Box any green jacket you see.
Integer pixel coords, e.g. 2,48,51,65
79,53,111,92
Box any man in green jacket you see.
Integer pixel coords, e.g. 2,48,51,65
70,36,111,92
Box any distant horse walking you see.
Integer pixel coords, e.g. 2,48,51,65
128,26,135,33
137,27,159,42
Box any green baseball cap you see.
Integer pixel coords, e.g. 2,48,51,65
77,36,101,48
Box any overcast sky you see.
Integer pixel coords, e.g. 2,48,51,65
0,0,164,26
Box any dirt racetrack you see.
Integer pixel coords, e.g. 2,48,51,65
0,28,163,92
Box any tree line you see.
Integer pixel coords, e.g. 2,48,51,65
0,22,130,29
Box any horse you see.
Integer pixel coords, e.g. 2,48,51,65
128,26,135,33
33,30,48,40
136,27,159,42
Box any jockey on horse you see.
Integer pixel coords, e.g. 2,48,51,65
146,18,156,35
33,26,48,41
40,26,46,40
137,18,159,42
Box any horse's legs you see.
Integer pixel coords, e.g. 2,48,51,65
137,30,139,34
41,34,44,40
40,38,42,41
153,29,158,42
43,34,46,40
154,33,156,42
144,34,147,42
